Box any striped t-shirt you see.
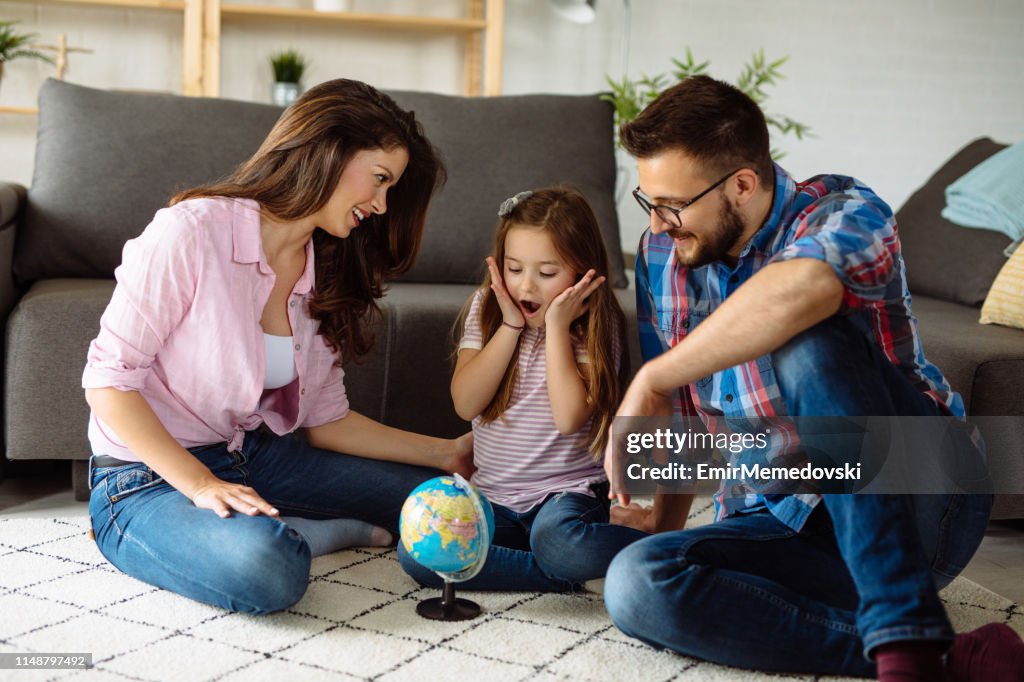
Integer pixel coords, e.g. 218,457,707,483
460,290,606,513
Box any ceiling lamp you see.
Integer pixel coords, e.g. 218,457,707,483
548,0,597,24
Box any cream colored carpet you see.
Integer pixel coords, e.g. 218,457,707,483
2,502,1022,681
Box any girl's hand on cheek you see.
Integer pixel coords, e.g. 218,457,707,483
486,257,525,328
545,269,605,330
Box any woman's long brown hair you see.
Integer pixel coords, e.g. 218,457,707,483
172,78,445,364
456,186,628,455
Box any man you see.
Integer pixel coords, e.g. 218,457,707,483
602,75,1022,681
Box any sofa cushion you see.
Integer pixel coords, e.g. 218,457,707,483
17,80,283,284
912,294,1024,415
3,279,390,460
4,277,640,459
383,91,626,288
16,80,626,288
4,279,112,460
912,294,1024,505
979,241,1024,330
896,138,1014,307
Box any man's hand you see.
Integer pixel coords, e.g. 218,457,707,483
604,364,673,506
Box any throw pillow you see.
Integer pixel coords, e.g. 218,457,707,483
896,138,1013,307
979,243,1024,329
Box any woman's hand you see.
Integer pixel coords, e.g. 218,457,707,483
486,257,525,328
189,477,280,519
545,269,605,331
443,431,475,480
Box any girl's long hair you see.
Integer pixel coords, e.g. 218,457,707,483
456,186,628,455
172,78,445,364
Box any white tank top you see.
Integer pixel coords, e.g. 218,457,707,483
263,333,298,389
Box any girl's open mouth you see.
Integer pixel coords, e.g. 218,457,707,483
520,300,541,316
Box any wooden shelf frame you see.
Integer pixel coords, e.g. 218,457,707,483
24,0,186,10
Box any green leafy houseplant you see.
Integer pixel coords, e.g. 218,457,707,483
0,21,55,86
269,48,308,84
603,49,811,159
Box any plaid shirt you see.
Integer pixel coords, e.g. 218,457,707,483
635,164,963,531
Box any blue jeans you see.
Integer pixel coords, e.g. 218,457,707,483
604,316,993,676
88,427,440,614
398,482,649,592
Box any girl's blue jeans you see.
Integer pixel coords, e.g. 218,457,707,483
603,316,993,676
398,482,649,592
88,427,440,614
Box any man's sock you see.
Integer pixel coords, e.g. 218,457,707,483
946,623,1024,682
282,516,393,557
875,641,948,682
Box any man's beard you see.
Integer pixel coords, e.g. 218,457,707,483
672,198,746,268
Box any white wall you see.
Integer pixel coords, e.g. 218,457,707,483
2,0,1023,255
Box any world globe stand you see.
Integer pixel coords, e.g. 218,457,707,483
415,580,481,621
400,473,494,622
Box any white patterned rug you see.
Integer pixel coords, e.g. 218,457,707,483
1,502,1022,682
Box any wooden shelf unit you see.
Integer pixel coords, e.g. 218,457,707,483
3,0,204,95
0,0,504,106
204,0,505,97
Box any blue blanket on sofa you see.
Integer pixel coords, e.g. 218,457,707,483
942,141,1024,241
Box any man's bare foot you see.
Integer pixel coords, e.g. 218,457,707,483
611,503,656,533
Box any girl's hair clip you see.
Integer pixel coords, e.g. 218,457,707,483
498,191,533,217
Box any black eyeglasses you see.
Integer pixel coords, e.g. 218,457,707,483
633,169,741,228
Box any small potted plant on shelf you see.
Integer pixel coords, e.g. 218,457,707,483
0,21,55,95
269,48,308,107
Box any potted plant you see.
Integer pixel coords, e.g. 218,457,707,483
269,48,308,107
0,21,55,94
603,49,811,159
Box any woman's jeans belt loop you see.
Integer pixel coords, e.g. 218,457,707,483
87,454,140,490
87,424,274,490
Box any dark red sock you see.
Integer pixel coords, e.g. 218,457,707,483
946,623,1024,682
875,641,949,682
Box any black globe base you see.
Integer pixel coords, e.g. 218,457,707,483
416,581,481,621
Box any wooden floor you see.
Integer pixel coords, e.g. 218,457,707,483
3,464,1022,603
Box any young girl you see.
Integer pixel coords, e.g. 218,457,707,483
398,187,648,592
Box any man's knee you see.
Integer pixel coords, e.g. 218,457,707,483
603,537,673,638
772,316,864,392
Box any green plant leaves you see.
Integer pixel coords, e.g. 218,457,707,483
603,48,811,158
269,48,309,83
0,21,56,66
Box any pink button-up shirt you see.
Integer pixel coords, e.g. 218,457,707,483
82,197,350,461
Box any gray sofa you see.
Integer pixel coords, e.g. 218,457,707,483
1,80,1021,518
0,79,640,501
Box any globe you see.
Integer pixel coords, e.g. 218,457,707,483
399,474,495,582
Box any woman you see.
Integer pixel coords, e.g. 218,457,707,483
82,78,471,614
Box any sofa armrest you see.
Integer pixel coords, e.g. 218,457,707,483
0,181,27,230
0,182,27,329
